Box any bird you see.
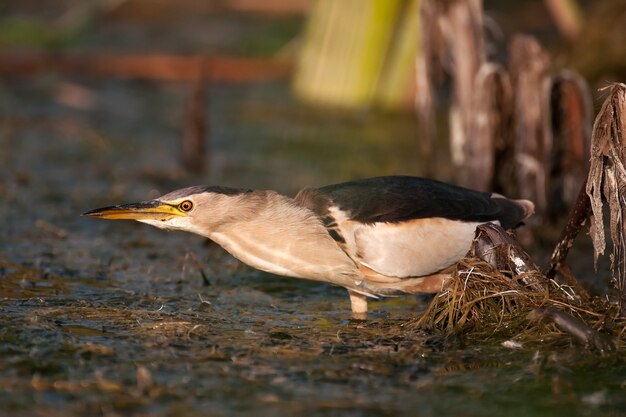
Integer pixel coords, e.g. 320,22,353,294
84,176,534,318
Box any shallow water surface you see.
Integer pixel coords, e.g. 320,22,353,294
1,78,624,417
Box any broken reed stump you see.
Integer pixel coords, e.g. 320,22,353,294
465,63,513,191
414,0,443,174
415,2,592,205
548,70,592,219
509,35,552,218
586,83,626,316
415,0,485,180
412,223,618,353
440,0,485,172
542,70,593,289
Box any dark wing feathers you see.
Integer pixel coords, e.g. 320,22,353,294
295,176,529,229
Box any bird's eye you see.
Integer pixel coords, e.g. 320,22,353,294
179,200,193,212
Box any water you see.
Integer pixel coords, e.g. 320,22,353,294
0,76,624,417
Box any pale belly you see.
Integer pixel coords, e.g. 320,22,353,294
347,218,491,277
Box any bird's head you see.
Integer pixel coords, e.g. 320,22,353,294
83,185,251,236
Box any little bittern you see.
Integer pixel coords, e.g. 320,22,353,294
84,176,534,318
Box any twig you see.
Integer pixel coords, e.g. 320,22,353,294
181,62,208,173
0,52,292,83
528,307,615,354
544,180,591,281
557,264,590,302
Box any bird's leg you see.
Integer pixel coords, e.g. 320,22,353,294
348,289,368,320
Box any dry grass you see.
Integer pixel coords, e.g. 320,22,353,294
410,256,625,350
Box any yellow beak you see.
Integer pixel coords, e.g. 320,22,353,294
82,201,185,221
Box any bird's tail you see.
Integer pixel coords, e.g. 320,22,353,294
513,199,535,221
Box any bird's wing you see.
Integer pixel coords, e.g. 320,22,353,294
294,176,533,278
295,176,532,227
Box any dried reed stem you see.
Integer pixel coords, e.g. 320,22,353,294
586,83,626,316
545,180,591,281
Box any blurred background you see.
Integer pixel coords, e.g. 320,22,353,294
1,0,624,193
1,1,626,416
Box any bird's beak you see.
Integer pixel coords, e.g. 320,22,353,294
82,201,185,221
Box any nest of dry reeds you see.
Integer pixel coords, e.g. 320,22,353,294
410,256,625,351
